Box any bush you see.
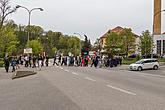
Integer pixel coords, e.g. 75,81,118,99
0,60,4,67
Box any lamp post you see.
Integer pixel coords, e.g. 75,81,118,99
16,5,43,47
152,9,165,58
74,33,83,55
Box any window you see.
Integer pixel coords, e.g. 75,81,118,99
144,60,151,63
157,40,161,55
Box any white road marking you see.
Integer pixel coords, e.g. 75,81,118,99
72,72,79,75
85,77,96,82
136,72,165,78
65,69,69,72
107,85,136,96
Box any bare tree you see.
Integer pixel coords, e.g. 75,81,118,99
0,0,16,29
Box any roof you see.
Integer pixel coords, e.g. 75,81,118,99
100,26,139,39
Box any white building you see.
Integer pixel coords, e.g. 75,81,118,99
153,34,165,56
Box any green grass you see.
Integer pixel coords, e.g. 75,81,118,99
122,58,139,65
158,58,165,62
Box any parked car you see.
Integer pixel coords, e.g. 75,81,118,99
129,59,159,71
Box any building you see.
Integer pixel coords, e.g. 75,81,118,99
153,0,165,56
153,34,165,56
99,26,140,54
153,0,161,35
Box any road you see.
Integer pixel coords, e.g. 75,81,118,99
0,64,165,110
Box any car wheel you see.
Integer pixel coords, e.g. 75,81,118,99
137,67,142,71
153,65,158,70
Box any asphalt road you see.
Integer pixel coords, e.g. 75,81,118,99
0,64,165,110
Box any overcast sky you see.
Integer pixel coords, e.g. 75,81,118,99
10,0,165,43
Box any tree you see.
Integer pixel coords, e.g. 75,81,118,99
67,36,80,56
82,35,91,51
0,23,19,57
28,40,43,55
120,28,136,57
93,38,102,52
25,25,44,40
0,0,17,29
139,30,153,57
105,32,123,56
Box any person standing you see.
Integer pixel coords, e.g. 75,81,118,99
4,56,10,73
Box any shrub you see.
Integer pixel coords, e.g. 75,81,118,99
0,60,4,67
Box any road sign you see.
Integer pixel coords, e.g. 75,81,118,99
24,48,32,54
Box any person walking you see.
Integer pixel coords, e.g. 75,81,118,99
45,55,49,67
90,56,95,67
24,55,29,67
32,55,37,68
53,54,58,66
29,55,32,67
11,57,16,72
94,56,99,68
38,54,43,71
16,56,20,69
4,56,10,73
61,56,65,66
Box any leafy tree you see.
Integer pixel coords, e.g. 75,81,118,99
15,25,27,49
67,36,80,56
27,40,43,55
93,38,102,51
0,23,19,57
25,25,44,40
139,30,153,56
82,35,91,51
120,28,136,57
105,32,123,56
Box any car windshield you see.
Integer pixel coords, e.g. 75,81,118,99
135,60,143,64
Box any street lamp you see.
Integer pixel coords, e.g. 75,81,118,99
16,5,43,47
152,9,165,58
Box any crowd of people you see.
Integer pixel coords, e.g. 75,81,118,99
3,53,123,73
4,54,49,73
53,54,123,68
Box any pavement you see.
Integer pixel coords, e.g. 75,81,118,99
0,62,165,110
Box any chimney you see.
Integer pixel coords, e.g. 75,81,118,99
153,0,161,35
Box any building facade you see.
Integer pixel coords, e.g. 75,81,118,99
153,0,161,35
153,0,165,56
153,34,165,56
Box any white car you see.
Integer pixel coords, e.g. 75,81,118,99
129,59,159,71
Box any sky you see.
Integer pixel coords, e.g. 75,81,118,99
10,0,165,44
